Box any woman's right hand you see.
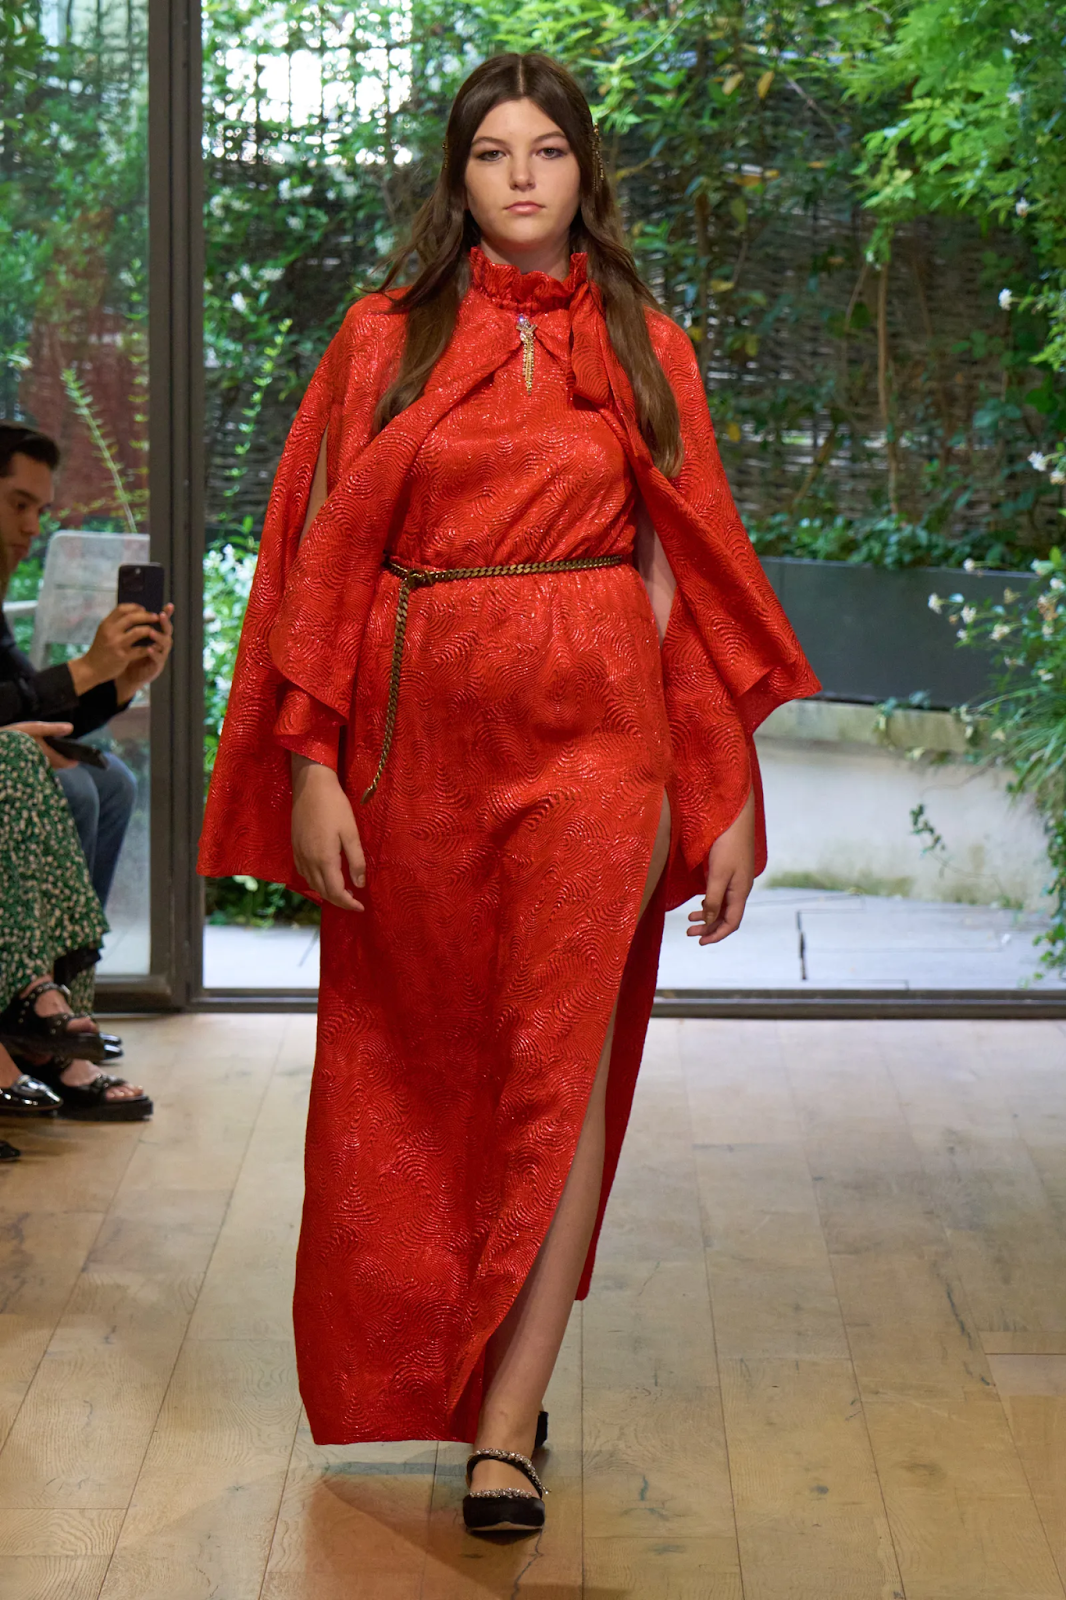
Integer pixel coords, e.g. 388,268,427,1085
291,755,366,911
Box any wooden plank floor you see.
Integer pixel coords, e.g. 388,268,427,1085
2,1014,1066,1598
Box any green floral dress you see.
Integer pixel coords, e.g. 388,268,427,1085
0,730,107,1017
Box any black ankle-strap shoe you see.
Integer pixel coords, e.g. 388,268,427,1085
463,1448,547,1534
0,1072,61,1115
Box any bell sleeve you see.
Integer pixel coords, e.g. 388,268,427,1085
631,314,820,902
197,296,402,887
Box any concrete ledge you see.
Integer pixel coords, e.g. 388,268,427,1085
754,698,1047,909
760,697,975,755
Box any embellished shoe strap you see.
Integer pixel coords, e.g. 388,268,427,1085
465,1448,547,1496
23,978,71,1004
9,978,71,1025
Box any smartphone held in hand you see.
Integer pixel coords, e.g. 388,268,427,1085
117,562,166,645
44,736,108,769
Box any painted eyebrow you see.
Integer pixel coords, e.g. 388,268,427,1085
469,130,569,146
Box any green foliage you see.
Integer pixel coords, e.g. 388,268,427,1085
851,0,1066,474
219,318,292,516
931,550,1066,972
205,873,320,927
200,0,1066,546
909,801,948,866
202,537,316,926
61,367,140,534
202,541,318,927
0,1,149,522
749,512,1032,570
0,4,148,353
203,540,259,778
5,553,43,653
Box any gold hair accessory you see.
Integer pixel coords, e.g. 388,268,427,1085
591,122,606,185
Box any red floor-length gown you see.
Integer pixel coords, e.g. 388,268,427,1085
199,247,818,1444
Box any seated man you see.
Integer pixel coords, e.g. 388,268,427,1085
0,423,173,907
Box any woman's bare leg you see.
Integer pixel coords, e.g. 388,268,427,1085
470,793,671,1494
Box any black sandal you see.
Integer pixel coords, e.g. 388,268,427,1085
30,1059,153,1122
0,1140,20,1162
74,1021,123,1060
0,980,109,1064
535,1408,548,1450
462,1448,547,1534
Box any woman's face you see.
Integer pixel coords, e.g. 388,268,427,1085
464,97,581,266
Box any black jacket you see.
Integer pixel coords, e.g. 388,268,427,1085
0,609,124,734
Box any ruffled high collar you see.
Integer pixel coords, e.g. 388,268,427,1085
468,246,588,313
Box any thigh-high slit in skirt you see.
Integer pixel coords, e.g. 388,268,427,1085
292,559,675,1445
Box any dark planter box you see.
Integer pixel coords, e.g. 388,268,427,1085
760,555,1034,709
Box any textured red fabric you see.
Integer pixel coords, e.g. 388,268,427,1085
199,249,818,1444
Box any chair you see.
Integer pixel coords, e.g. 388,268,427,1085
27,531,150,669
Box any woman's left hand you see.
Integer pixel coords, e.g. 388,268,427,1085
687,787,756,945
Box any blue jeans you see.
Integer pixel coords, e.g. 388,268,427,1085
55,753,137,910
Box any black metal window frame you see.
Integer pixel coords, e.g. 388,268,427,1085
97,0,1066,1021
95,0,204,1011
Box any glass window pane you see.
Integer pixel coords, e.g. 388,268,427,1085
2,0,151,977
199,8,472,990
196,9,1059,1001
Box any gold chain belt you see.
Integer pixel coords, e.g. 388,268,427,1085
360,551,628,803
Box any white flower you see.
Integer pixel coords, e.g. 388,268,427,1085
1043,623,1055,639
1030,451,1049,471
991,623,1012,640
1016,198,1031,217
928,593,944,613
230,291,247,312
961,605,977,624
1003,588,1018,602
1038,669,1055,682
963,558,976,572
957,628,970,642
1010,28,1032,42
999,289,1015,310
1051,469,1066,485
1007,89,1024,105
1050,576,1065,591
992,727,1007,741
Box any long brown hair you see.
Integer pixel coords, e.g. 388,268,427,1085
373,53,683,477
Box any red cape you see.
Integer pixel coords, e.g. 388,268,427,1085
199,278,819,904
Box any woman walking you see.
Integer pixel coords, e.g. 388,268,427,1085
200,52,817,1532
